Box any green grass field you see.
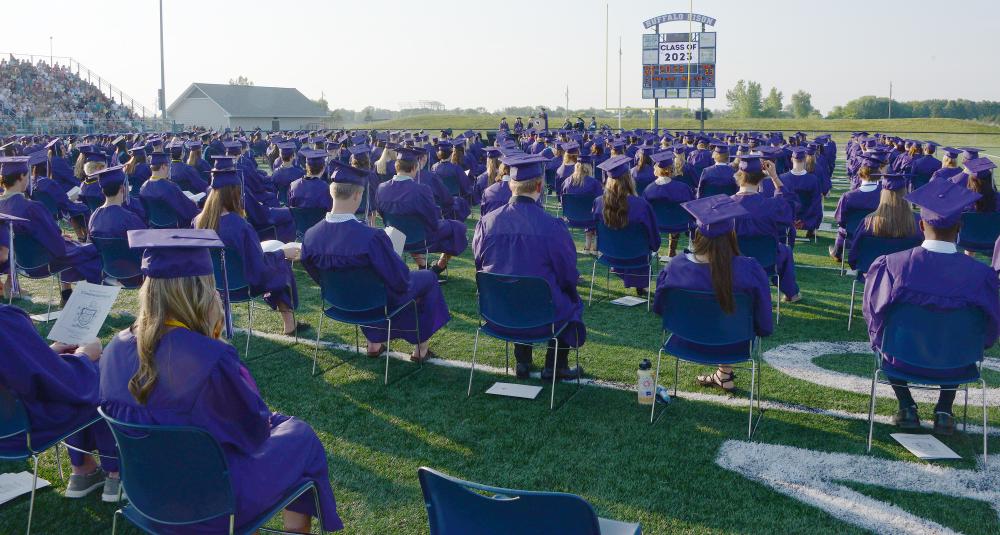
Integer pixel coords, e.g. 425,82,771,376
1,155,998,534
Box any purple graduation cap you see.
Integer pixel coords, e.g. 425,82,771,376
127,228,233,337
327,160,368,186
860,153,884,169
711,143,728,154
560,141,581,154
502,154,549,181
149,151,169,166
682,194,749,238
959,147,982,159
210,155,238,170
873,173,907,191
80,147,106,163
299,149,327,167
904,179,981,228
483,147,501,159
650,151,675,168
738,154,763,174
91,165,128,189
0,156,30,177
790,147,807,160
941,147,962,159
348,144,371,157
277,142,297,156
963,157,996,178
597,155,632,178
396,147,423,163
210,167,241,189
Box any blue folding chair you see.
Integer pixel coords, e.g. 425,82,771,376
29,190,62,222
699,183,738,198
92,236,144,289
957,211,1000,255
795,189,819,242
560,193,598,231
82,194,103,213
737,235,782,324
10,233,70,322
211,247,297,360
908,172,931,192
589,222,655,311
648,199,693,255
839,208,873,275
417,466,641,535
98,408,326,535
382,212,430,267
440,173,461,197
142,198,181,229
0,387,101,535
289,207,326,241
313,267,422,384
469,272,582,410
866,304,988,460
845,235,921,331
649,289,761,437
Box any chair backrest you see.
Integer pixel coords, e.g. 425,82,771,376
289,207,327,239
596,221,651,259
957,211,1000,250
561,193,597,224
0,387,29,444
700,183,738,198
92,236,144,284
12,233,54,272
736,235,778,270
319,267,388,313
83,195,103,213
661,289,754,346
854,235,921,275
881,304,985,370
909,172,931,191
31,190,61,219
417,467,602,535
476,272,556,332
98,408,235,526
795,189,814,216
211,247,249,293
843,208,872,236
649,199,692,233
440,173,461,197
144,198,181,229
382,213,427,246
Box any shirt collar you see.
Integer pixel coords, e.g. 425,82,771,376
921,240,958,254
858,182,879,192
791,169,806,175
324,212,358,223
391,174,412,182
501,174,511,182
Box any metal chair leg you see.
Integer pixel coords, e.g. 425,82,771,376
244,301,254,358
549,338,559,410
26,454,38,535
650,348,663,424
112,509,121,535
311,313,324,376
748,359,757,439
982,378,989,463
588,260,597,305
467,328,480,397
963,385,970,432
54,443,63,482
866,369,879,453
848,279,857,331
313,483,327,535
775,274,781,325
384,318,392,385
504,341,510,377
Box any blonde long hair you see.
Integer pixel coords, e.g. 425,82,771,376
864,188,917,238
485,157,500,184
195,184,244,230
130,275,224,404
374,148,396,175
571,162,593,187
601,173,636,229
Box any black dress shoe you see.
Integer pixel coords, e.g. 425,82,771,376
933,412,955,436
636,287,648,298
515,362,532,379
892,405,921,430
541,366,584,381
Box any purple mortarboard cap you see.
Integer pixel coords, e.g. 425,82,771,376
738,154,763,174
0,156,30,176
128,229,224,279
682,195,749,238
277,142,296,155
503,154,549,181
223,141,242,155
874,173,907,191
326,159,369,186
905,180,981,228
578,153,594,164
80,148,106,163
483,147,501,158
650,151,675,168
348,144,371,156
299,149,327,166
941,147,962,159
964,157,996,177
91,165,128,188
790,147,807,160
210,155,237,170
561,141,581,154
925,141,939,148
960,147,981,159
149,152,169,166
45,138,61,150
711,143,728,153
610,140,627,151
210,167,241,189
167,143,184,158
128,144,147,158
186,141,203,150
597,155,632,178
396,147,422,163
861,154,884,169
27,151,47,168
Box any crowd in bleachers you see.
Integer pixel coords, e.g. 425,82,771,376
0,57,139,134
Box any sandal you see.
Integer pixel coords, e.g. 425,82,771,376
410,348,436,363
283,321,310,336
696,369,736,392
366,344,386,358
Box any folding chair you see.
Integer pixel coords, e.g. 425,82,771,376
417,466,641,535
560,193,598,247
289,207,326,241
957,211,1000,255
699,183,738,198
468,272,581,410
648,199,693,256
0,388,101,535
589,222,655,311
99,408,326,535
10,233,70,321
845,235,920,330
142,198,181,229
92,236,144,289
313,266,422,384
866,304,988,461
737,235,782,324
839,208,873,275
649,289,761,438
382,212,430,269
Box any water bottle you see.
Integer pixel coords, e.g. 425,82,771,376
637,359,654,405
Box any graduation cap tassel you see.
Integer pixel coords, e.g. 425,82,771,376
8,221,18,303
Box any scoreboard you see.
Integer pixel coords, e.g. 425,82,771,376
642,32,716,99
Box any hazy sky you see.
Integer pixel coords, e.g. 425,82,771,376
2,0,998,115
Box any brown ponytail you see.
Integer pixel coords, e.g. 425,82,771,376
601,172,636,229
691,230,740,314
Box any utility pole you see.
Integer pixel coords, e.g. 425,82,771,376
49,37,53,65
158,0,167,120
699,22,706,133
565,85,569,121
888,81,893,119
604,3,609,110
618,36,622,130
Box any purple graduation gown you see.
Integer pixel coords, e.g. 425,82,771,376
730,191,801,298
31,175,89,219
169,161,209,194
89,204,147,239
139,178,200,227
288,177,333,211
376,177,468,257
930,166,963,183
591,195,661,289
782,171,823,230
128,164,151,195
910,155,942,179
0,193,102,283
696,164,737,198
630,165,655,194
653,254,774,355
49,155,79,193
846,213,922,269
833,184,882,254
301,216,449,343
0,305,117,472
642,179,694,206
863,246,1000,379
217,213,298,310
100,328,343,533
432,160,472,198
415,169,470,222
481,179,545,217
554,163,575,196
474,196,586,347
271,165,305,198
243,192,296,243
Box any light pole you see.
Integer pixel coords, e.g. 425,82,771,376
49,37,53,65
159,0,167,120
618,36,622,130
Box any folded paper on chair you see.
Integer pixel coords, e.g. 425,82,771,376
183,191,206,203
384,226,406,258
46,281,120,345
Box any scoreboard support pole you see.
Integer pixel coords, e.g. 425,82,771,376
653,23,660,132
699,22,706,133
